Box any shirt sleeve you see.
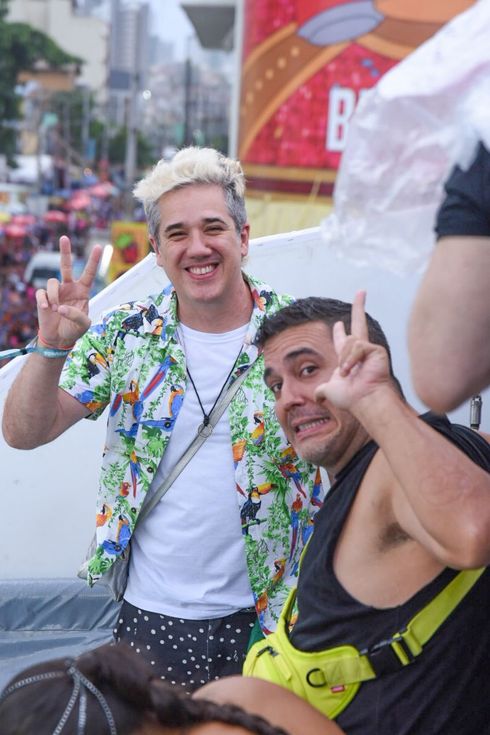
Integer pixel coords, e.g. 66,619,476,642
59,316,115,420
435,142,490,239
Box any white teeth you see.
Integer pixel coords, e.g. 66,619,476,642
296,418,329,432
188,265,215,275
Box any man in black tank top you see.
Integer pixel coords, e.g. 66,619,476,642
256,294,490,735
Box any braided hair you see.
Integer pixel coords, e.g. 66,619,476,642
150,683,288,735
0,643,289,735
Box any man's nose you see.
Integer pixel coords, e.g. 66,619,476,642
280,380,304,411
188,229,211,255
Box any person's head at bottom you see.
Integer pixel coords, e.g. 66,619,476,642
0,643,292,735
195,677,344,735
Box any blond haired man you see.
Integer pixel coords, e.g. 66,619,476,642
3,148,323,691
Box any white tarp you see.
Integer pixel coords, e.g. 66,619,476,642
322,0,490,273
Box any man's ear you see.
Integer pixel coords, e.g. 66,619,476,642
240,224,250,259
150,235,165,269
149,236,159,254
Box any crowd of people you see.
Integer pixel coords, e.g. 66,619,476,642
0,249,38,359
1,142,489,735
0,184,121,365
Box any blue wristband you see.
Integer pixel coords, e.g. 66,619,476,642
34,338,74,358
0,339,73,361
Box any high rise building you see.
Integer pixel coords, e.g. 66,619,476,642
107,0,150,126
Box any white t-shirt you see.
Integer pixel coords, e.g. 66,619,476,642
125,322,255,618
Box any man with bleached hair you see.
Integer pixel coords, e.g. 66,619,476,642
3,147,323,691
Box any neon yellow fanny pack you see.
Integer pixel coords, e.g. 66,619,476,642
244,567,484,720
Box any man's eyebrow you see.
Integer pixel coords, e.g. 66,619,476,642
203,216,228,226
283,347,319,362
263,347,320,383
163,221,185,235
163,216,227,235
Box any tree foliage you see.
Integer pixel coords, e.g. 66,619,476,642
9,22,82,69
0,0,81,161
108,127,155,169
49,90,156,171
50,89,101,161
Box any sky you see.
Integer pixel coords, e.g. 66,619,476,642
147,0,194,59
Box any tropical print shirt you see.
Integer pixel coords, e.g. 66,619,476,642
60,272,324,633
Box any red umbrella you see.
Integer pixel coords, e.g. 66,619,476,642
43,210,68,224
5,223,27,238
68,193,91,210
11,213,37,226
88,182,117,198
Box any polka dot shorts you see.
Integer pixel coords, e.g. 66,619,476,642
114,601,257,693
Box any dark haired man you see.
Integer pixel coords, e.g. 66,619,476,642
245,292,490,735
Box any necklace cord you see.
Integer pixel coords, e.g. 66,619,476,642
186,346,243,427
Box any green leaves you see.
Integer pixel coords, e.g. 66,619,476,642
0,9,81,160
8,22,82,69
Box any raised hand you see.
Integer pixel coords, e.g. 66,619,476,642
36,235,103,349
314,291,391,411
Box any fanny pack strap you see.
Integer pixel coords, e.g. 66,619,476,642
280,567,484,687
381,565,485,666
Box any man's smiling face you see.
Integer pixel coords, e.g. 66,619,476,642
263,321,368,475
151,183,249,320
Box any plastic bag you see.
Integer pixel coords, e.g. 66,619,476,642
322,1,490,274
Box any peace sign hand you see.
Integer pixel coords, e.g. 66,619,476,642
314,291,392,411
36,235,103,349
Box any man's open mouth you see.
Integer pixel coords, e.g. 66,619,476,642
186,264,217,276
293,417,330,434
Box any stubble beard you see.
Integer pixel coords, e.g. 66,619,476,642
291,429,342,471
292,418,364,474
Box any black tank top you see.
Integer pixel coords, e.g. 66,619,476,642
290,413,490,735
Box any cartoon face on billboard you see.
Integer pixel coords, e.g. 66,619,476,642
240,0,475,193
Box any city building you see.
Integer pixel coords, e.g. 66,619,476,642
8,0,108,99
107,0,150,126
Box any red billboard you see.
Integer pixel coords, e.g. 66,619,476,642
239,0,475,198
